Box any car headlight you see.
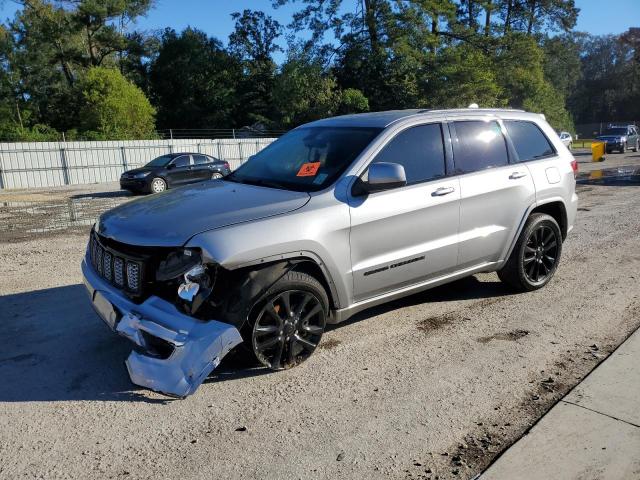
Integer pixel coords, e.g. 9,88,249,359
134,171,151,179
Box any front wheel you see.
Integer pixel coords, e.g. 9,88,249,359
498,213,562,292
246,271,328,370
150,177,167,193
211,172,223,180
620,142,627,154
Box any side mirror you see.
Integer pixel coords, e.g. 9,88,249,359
353,162,407,196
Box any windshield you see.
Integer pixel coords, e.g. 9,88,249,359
226,126,382,192
145,154,174,168
603,128,627,136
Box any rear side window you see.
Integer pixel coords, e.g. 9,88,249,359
453,121,509,174
504,120,556,162
172,155,191,167
372,124,446,185
193,154,210,165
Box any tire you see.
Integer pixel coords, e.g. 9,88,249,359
150,177,167,194
567,142,572,150
633,141,639,153
211,172,223,180
620,142,627,154
498,213,562,292
244,271,328,370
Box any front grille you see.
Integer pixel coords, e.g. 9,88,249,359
89,232,144,294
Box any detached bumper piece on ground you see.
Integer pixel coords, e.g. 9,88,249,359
81,258,242,398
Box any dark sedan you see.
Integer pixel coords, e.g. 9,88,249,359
120,153,231,194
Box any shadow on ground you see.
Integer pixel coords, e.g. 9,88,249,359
71,190,134,200
0,275,516,402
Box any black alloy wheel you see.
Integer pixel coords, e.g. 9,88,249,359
252,289,326,370
523,224,559,285
498,213,563,292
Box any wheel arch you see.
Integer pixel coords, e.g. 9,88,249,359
530,200,568,240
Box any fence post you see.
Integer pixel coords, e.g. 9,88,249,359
232,129,236,139
120,146,128,170
0,153,5,189
60,147,70,185
238,142,243,165
216,141,222,160
197,143,201,153
170,129,173,140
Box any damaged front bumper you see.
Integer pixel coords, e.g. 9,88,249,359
81,258,242,398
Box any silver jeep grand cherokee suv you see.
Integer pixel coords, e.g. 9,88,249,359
82,108,578,397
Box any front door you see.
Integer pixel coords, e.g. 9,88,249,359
348,123,460,302
166,155,193,186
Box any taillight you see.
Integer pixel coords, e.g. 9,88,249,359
570,158,578,178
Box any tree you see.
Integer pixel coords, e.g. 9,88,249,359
79,66,156,139
229,9,283,126
149,28,240,129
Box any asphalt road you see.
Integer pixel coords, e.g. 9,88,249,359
1,150,639,480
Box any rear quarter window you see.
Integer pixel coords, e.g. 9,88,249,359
504,120,556,162
452,120,509,174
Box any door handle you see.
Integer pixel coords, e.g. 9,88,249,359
509,171,527,179
431,186,455,196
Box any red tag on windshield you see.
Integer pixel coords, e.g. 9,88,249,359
296,162,321,177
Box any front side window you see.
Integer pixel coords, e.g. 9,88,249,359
452,121,509,174
146,155,174,168
504,120,556,162
371,123,446,185
172,155,191,168
226,127,381,192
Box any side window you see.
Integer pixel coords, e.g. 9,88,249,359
193,154,210,165
504,120,556,162
452,121,509,174
371,123,446,185
172,155,191,167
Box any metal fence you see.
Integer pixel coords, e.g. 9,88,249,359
0,138,277,190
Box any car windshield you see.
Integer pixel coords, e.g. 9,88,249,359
603,128,627,136
145,155,174,168
225,126,382,192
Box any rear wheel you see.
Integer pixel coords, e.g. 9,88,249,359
150,177,167,193
246,271,328,370
633,140,639,153
498,213,562,292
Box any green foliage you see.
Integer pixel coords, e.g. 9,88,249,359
149,28,240,129
0,0,635,141
79,67,156,139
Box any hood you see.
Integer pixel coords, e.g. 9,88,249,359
598,135,625,141
98,181,310,246
122,166,157,176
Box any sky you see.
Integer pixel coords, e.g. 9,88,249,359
0,0,637,53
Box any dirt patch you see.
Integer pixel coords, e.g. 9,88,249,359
417,312,462,333
319,338,342,351
477,329,530,344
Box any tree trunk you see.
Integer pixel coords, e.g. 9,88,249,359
468,0,475,30
504,0,513,35
431,14,438,54
363,0,379,52
526,0,537,35
484,0,492,36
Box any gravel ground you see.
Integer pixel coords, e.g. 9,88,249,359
0,151,639,480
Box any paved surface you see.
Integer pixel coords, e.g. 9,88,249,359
0,150,639,479
480,327,640,480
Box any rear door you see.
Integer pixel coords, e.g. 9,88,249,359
451,119,536,269
192,154,215,181
348,122,460,301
